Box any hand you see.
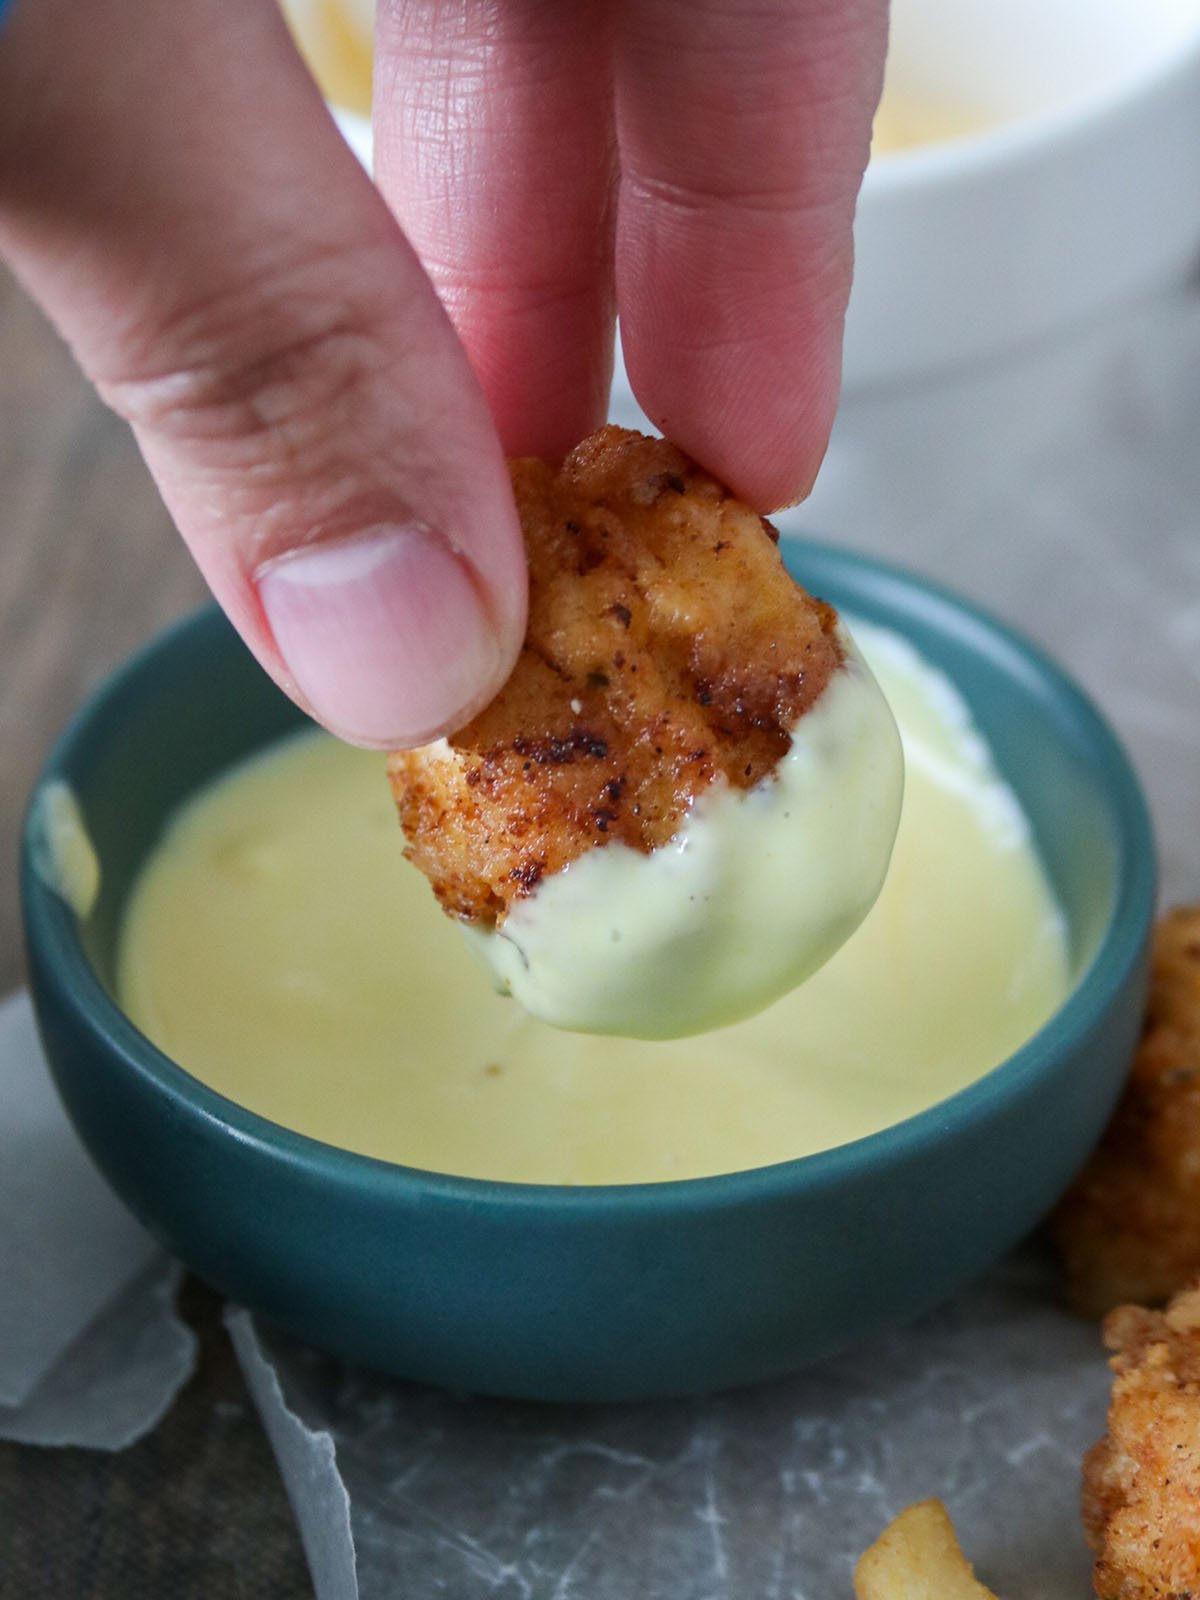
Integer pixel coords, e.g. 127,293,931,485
0,0,886,748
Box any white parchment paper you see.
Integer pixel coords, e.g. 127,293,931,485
228,1307,358,1600
2,1258,196,1449
0,989,196,1447
233,1247,1107,1599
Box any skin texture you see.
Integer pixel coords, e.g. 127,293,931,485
1084,1286,1200,1599
389,427,841,924
0,0,886,747
1053,908,1200,1319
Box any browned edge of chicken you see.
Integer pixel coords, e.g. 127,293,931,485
389,425,842,925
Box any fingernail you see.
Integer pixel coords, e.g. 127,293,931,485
257,526,504,747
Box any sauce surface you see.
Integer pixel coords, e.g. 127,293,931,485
117,622,1070,1185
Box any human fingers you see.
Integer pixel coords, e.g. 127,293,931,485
373,0,617,461
0,0,526,748
614,0,887,509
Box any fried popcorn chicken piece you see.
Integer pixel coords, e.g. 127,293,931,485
1083,1284,1200,1598
855,1500,1002,1600
1052,907,1200,1319
389,426,841,926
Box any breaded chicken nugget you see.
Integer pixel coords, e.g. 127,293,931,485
1083,1284,1200,1598
1053,908,1200,1318
388,425,902,1039
390,425,841,924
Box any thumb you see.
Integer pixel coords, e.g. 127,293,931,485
0,0,525,748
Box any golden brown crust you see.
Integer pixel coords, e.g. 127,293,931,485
389,426,841,924
1053,908,1200,1319
1083,1284,1200,1598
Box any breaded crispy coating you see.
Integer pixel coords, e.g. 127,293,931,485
1053,908,1200,1319
1083,1284,1200,1598
389,426,841,925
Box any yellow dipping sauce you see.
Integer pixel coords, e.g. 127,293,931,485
117,622,1069,1186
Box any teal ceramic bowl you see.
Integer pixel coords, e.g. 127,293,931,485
21,542,1155,1402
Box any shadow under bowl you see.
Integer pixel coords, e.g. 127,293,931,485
21,541,1155,1402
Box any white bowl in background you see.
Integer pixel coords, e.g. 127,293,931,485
329,0,1200,394
850,0,1200,389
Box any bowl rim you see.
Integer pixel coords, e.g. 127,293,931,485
331,14,1200,196
866,9,1200,191
22,539,1156,1216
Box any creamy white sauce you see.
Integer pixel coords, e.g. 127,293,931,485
468,630,905,1039
31,781,101,918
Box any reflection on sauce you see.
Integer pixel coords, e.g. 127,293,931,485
118,623,1069,1185
281,1,989,158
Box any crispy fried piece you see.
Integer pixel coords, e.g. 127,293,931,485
855,1500,1002,1599
1053,907,1200,1319
389,426,841,924
1083,1284,1200,1598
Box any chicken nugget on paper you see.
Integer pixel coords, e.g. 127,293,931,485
1054,908,1200,1318
1084,1283,1200,1599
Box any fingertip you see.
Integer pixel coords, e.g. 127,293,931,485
611,0,885,510
624,313,844,512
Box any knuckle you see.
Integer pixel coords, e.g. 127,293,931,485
622,167,804,222
428,260,606,328
95,243,396,457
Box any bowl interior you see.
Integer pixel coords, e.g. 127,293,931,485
30,540,1148,1072
878,0,1200,157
